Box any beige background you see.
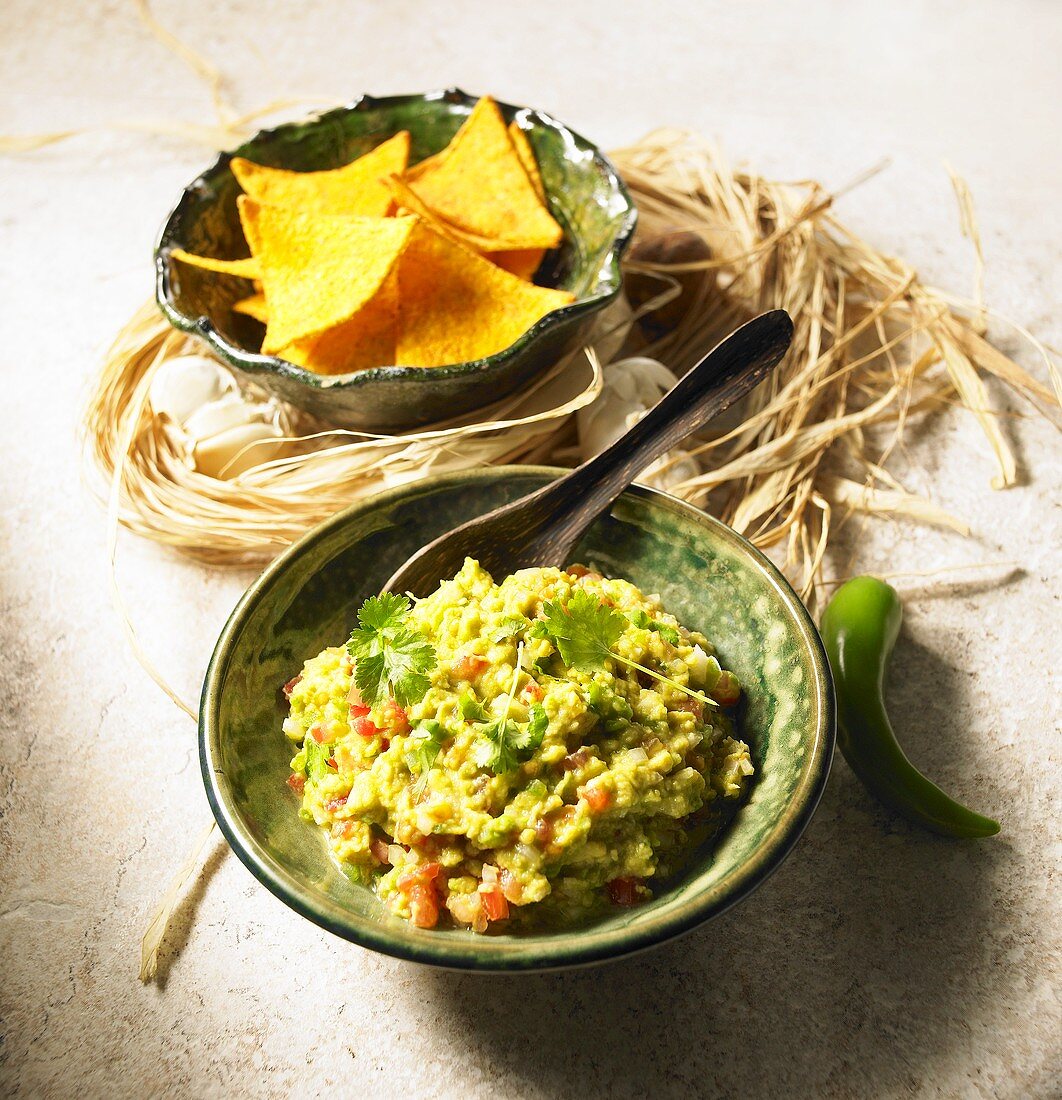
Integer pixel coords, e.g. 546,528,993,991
1,1,1060,1097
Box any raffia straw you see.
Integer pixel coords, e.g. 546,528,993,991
607,130,1057,602
84,131,1058,605
139,820,218,981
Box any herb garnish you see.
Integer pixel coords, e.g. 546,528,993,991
538,590,715,708
474,705,548,775
405,719,449,797
471,644,549,774
493,615,529,642
346,593,436,708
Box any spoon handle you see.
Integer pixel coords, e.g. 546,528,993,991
530,309,793,555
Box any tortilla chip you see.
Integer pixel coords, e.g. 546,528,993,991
237,198,414,354
232,293,268,323
492,248,545,281
384,175,520,252
507,122,546,203
402,96,562,249
395,221,573,368
170,248,260,279
230,131,410,218
279,270,398,375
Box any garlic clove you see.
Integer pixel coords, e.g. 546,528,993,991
149,355,235,425
192,420,289,479
182,391,268,441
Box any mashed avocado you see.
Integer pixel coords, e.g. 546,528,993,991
281,559,753,931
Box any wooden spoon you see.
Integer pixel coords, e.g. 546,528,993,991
384,309,793,596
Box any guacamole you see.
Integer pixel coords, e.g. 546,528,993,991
281,559,753,931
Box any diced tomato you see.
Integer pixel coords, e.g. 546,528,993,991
581,784,612,814
397,862,442,893
325,795,348,812
683,697,705,720
409,883,439,928
452,654,489,681
479,883,510,922
325,756,337,770
331,820,356,840
711,672,742,707
310,724,329,743
349,701,371,719
282,674,302,700
534,818,554,847
522,681,545,702
369,838,392,865
567,564,591,578
286,773,305,794
352,715,381,738
379,700,410,735
607,877,642,906
379,738,390,752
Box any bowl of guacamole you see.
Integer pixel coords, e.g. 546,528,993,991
201,467,834,970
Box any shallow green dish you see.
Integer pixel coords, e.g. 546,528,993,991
200,468,834,971
156,89,635,431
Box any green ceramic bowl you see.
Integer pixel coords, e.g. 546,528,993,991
200,467,835,971
156,89,635,431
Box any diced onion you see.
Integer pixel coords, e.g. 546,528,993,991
387,844,405,867
515,843,543,869
481,864,499,883
620,747,649,766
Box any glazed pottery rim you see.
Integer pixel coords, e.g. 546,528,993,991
155,87,637,392
200,466,835,972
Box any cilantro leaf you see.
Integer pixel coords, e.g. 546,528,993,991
540,591,716,710
458,691,489,722
493,615,529,642
539,588,626,671
405,720,448,792
473,719,521,774
628,609,681,646
513,703,548,751
473,705,549,775
346,594,436,708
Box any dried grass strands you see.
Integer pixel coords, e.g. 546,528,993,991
610,130,1058,603
84,302,607,565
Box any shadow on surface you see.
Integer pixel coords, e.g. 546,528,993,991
424,623,1013,1097
152,841,228,991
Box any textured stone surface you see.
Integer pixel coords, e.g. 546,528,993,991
0,1,1059,1096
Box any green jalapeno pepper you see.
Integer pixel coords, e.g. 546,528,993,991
820,575,1000,838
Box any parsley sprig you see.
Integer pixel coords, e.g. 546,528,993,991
346,593,436,708
537,590,716,708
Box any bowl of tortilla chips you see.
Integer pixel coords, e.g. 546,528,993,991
156,89,636,430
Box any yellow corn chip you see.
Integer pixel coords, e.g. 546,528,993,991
232,293,268,323
499,123,548,276
395,221,573,368
492,248,545,281
389,173,546,282
279,270,398,375
402,97,562,249
385,175,528,252
237,198,414,354
507,122,546,203
230,131,410,218
170,248,260,279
